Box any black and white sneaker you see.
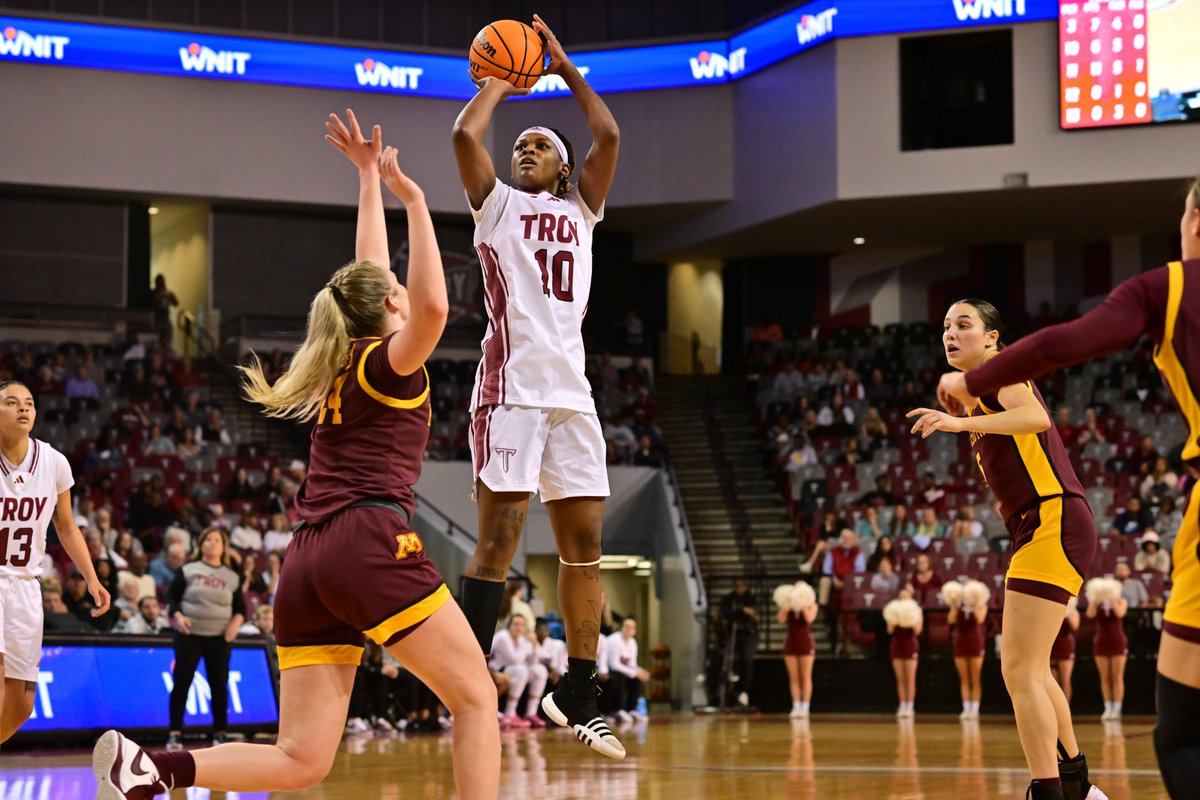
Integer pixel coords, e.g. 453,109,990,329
93,730,163,800
541,681,626,760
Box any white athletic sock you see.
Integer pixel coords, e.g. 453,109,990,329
800,701,809,713
792,701,803,710
1112,701,1122,716
1104,701,1114,716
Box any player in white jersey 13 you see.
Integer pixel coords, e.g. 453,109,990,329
0,379,109,743
452,15,623,759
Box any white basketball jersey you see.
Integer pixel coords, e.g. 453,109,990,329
0,439,72,579
470,178,600,414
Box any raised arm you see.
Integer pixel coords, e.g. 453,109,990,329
939,268,1165,410
533,15,619,215
379,147,449,376
453,78,528,209
325,110,388,268
909,381,1050,439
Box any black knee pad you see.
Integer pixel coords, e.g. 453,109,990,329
1154,673,1200,800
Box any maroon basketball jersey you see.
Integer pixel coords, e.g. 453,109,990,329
968,379,1085,524
294,333,431,526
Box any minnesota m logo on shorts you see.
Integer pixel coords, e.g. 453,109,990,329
394,532,424,560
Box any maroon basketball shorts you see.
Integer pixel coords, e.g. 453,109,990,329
274,505,449,670
1005,495,1096,605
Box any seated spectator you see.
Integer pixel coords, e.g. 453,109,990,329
855,506,884,543
817,393,855,437
1156,496,1184,550
63,569,106,630
176,426,203,461
1133,531,1171,575
843,369,866,402
1076,407,1107,449
632,435,663,468
603,416,638,464
171,356,206,391
149,542,187,589
83,428,125,472
32,365,62,397
118,596,171,634
142,423,177,456
1140,457,1179,504
866,368,893,406
860,407,889,451
264,480,298,523
110,400,150,435
624,356,653,390
239,552,268,596
534,618,568,688
112,530,143,566
907,553,943,606
623,386,657,425
1055,407,1079,450
867,535,896,572
951,506,984,540
224,467,258,503
605,618,650,723
801,510,846,571
1111,497,1154,537
127,476,173,534
821,530,865,655
65,364,100,402
93,507,118,550
113,574,142,621
263,513,294,555
913,508,946,550
1129,435,1160,476
920,472,946,508
87,528,125,572
43,587,95,633
870,555,901,595
858,475,897,507
231,512,264,551
772,362,806,404
239,604,274,639
896,379,923,410
1114,561,1156,608
782,434,819,495
836,436,868,466
489,616,547,728
888,504,916,539
117,551,157,601
197,407,232,445
768,413,798,460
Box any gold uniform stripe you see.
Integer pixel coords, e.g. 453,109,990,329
357,340,431,410
1006,496,1084,596
1153,262,1200,463
276,643,364,671
974,383,1062,497
364,583,452,645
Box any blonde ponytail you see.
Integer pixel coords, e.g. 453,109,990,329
238,260,393,421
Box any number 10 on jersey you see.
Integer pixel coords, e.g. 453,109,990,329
535,249,574,302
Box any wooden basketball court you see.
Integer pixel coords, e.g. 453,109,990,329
0,714,1168,799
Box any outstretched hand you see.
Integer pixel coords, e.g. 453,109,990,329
379,146,424,206
907,407,965,439
532,14,570,75
937,371,975,416
325,109,381,172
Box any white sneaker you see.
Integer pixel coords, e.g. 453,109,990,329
1100,706,1113,721
345,717,370,735
789,706,804,719
372,717,396,734
959,708,971,720
1084,786,1110,800
737,692,750,706
616,710,633,724
93,730,164,800
631,710,648,722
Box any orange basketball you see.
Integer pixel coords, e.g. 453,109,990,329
469,20,545,90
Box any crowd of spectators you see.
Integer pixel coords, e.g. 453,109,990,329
745,320,1195,658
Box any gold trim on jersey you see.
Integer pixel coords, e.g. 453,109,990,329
357,341,431,410
276,643,364,670
1153,261,1200,463
364,583,451,645
971,381,1063,497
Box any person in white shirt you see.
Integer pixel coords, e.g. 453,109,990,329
489,616,548,729
262,516,294,555
604,618,650,723
230,512,264,552
534,618,568,687
119,596,170,634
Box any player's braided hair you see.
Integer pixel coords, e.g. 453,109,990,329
239,260,393,421
547,126,575,197
951,298,1005,351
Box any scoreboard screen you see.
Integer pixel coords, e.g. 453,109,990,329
1059,0,1200,130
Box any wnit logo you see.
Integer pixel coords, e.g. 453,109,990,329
688,48,746,80
0,26,69,60
355,58,424,90
951,0,1027,21
179,42,251,75
797,8,838,45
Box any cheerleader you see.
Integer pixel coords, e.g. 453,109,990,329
885,589,923,718
1085,578,1128,721
490,616,548,728
946,580,990,720
1051,598,1081,705
774,582,818,718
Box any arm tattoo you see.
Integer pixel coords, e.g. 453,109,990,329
474,566,506,580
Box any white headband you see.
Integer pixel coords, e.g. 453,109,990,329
518,126,569,166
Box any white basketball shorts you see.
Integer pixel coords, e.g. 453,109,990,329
470,405,610,502
0,576,44,682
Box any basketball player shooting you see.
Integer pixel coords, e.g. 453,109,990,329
451,14,625,759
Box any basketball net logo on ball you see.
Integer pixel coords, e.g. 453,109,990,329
470,20,545,89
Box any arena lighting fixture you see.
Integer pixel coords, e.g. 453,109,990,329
148,206,159,215
853,236,865,245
